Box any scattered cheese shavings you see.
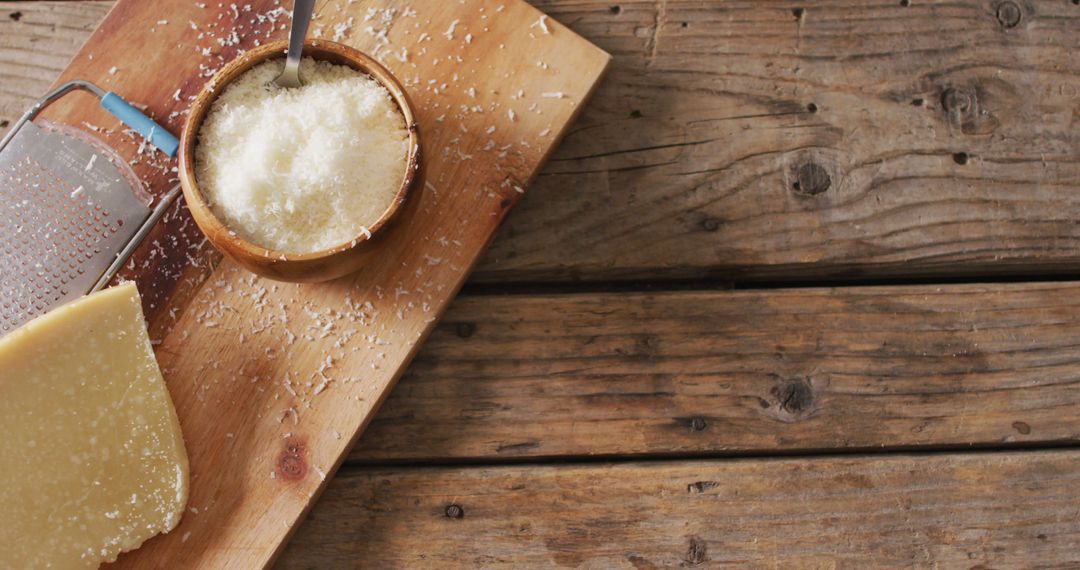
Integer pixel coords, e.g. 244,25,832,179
531,15,550,34
443,19,459,40
332,17,354,41
542,91,565,98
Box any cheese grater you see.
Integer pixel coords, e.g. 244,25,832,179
0,79,182,337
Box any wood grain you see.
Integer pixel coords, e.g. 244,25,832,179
21,0,608,567
5,1,1080,285
0,2,110,126
279,450,1080,568
477,0,1080,283
349,281,1080,463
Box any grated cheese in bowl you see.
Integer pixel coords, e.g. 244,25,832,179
194,56,409,253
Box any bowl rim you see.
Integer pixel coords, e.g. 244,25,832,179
178,39,421,263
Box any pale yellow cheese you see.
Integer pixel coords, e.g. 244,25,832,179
0,283,188,569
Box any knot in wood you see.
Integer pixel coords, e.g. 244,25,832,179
996,1,1022,28
769,378,816,421
635,334,661,356
445,504,465,519
941,87,974,116
700,217,722,232
455,322,476,338
775,380,813,413
689,417,708,431
685,536,708,565
793,162,831,195
277,440,307,481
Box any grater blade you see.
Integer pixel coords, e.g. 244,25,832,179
0,120,151,335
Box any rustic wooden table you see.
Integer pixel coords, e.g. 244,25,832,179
5,1,1080,567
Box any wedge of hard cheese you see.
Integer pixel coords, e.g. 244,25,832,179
0,283,189,569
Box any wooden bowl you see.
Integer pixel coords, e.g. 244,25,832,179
179,40,422,282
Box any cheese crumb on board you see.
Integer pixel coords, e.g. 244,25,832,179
0,283,189,568
195,57,409,253
531,15,550,34
443,18,460,40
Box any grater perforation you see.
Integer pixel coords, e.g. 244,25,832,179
1,140,142,332
1,80,182,336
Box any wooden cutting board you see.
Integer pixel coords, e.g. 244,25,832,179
34,0,609,567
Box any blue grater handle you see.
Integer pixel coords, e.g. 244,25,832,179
100,92,180,157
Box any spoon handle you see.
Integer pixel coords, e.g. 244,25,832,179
282,0,316,85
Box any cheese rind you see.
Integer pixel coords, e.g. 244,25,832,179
0,283,189,569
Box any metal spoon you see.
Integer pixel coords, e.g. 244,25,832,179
271,0,316,89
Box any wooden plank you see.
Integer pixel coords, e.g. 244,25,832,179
31,0,606,567
348,281,1080,463
278,450,1080,567
6,1,1080,284
0,2,110,127
477,0,1080,282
